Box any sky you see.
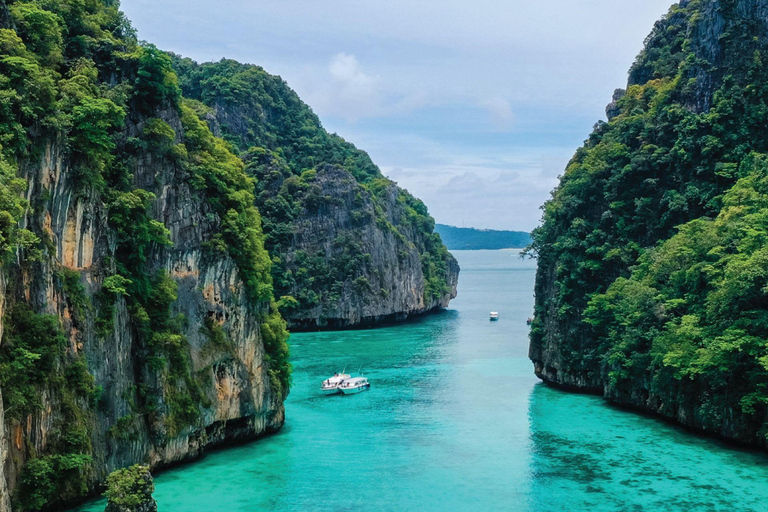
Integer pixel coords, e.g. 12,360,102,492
119,0,675,231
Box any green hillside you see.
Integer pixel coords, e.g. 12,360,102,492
435,224,531,250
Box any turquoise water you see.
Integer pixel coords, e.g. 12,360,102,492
72,250,768,512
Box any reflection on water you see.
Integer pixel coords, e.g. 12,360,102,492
70,250,768,512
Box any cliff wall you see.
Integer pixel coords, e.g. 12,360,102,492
0,271,9,511
255,163,459,329
0,0,453,509
0,2,288,509
530,0,768,448
173,59,459,329
0,105,285,511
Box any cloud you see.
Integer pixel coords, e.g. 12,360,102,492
329,53,373,84
119,0,675,230
309,57,516,130
300,53,433,122
327,53,380,117
440,172,484,194
478,96,515,130
379,151,561,231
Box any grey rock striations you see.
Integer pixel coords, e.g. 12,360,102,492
260,163,459,330
172,58,459,330
0,105,283,510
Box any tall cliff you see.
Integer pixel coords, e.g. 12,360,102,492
170,58,459,330
0,1,288,510
531,0,768,448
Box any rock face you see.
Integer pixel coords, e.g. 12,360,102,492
106,499,157,512
0,2,451,510
0,273,9,512
530,0,768,447
0,104,284,510
261,164,459,330
604,88,625,121
172,58,460,330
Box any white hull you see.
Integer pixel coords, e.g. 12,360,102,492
321,387,341,395
341,384,370,395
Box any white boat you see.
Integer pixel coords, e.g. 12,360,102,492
490,311,499,321
339,377,370,395
320,373,351,395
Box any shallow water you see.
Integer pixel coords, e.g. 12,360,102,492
72,250,768,512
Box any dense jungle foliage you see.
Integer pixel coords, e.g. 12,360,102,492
531,0,768,441
103,465,155,510
0,0,289,509
171,58,453,317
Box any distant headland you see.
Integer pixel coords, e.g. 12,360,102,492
435,224,532,250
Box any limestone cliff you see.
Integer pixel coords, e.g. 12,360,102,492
0,105,285,510
530,0,768,448
0,0,453,509
0,272,9,511
172,58,459,329
249,160,459,330
0,2,288,510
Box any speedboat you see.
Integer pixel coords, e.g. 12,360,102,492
339,377,370,395
490,311,499,321
320,373,351,395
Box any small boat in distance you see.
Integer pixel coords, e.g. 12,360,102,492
339,377,371,395
320,373,351,395
490,312,499,321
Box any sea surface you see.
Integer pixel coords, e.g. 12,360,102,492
72,250,768,512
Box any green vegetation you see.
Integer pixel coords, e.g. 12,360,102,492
170,57,380,181
531,1,768,440
243,151,450,314
137,271,206,437
171,59,454,318
0,304,68,418
104,465,155,510
1,304,95,511
179,101,273,302
585,154,768,434
434,224,531,250
0,1,290,510
17,453,93,512
0,156,37,261
55,267,90,324
261,302,291,399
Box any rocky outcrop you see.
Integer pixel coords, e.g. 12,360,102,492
104,466,157,512
269,165,459,330
604,88,625,121
172,58,459,330
0,272,9,512
0,104,284,510
530,0,768,448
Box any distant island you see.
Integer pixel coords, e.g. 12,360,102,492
435,224,532,250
